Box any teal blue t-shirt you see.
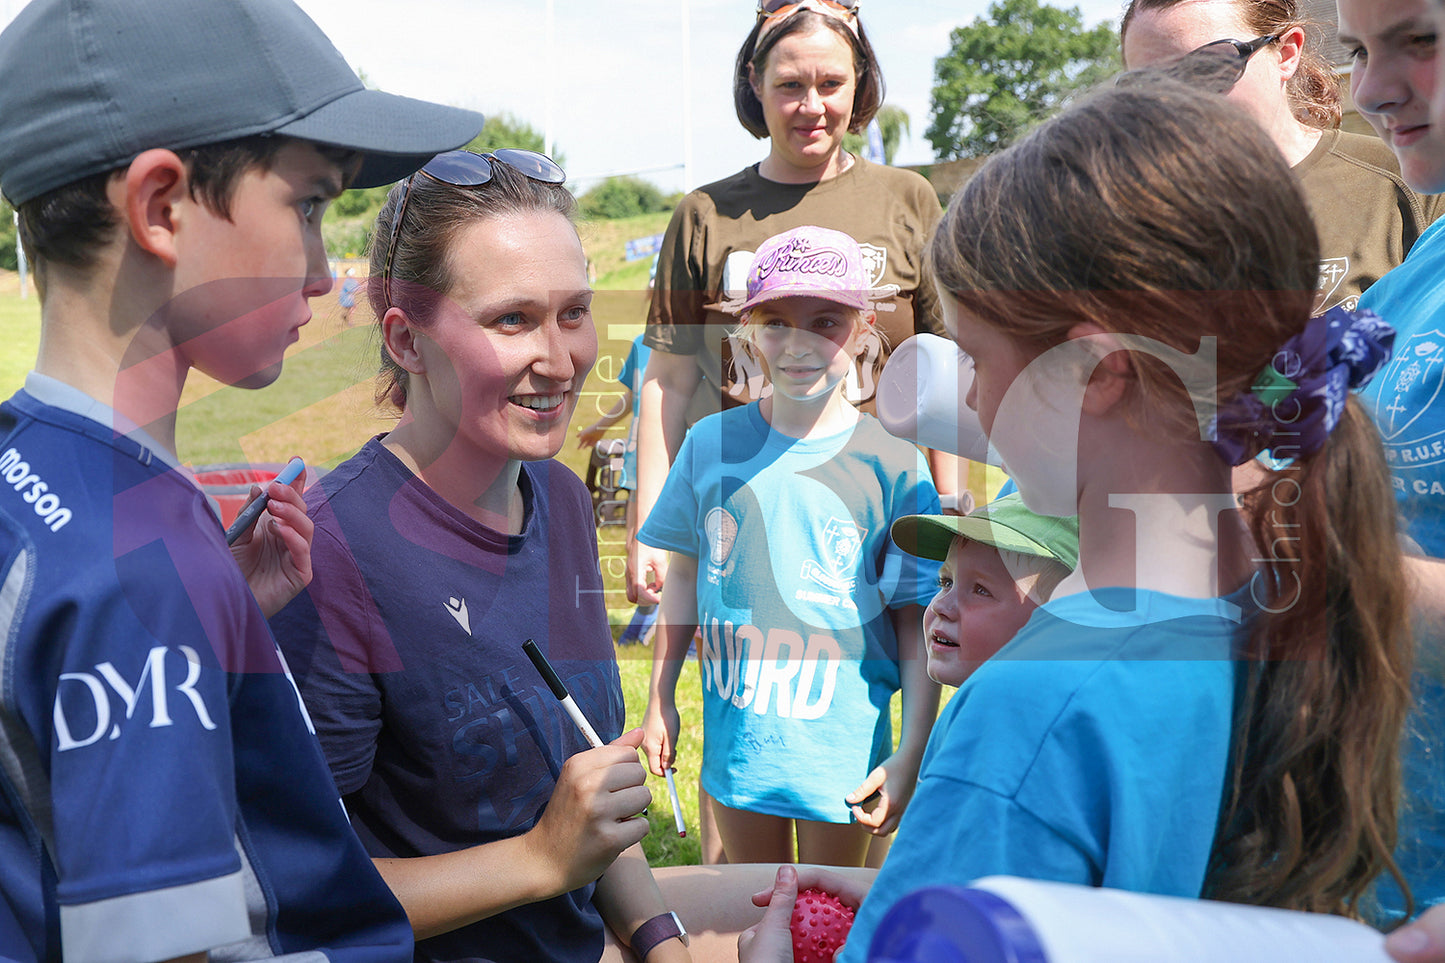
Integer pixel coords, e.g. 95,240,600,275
840,587,1243,962
639,404,940,823
1355,219,1445,918
1357,216,1445,558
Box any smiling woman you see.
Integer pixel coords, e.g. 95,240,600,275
267,150,690,963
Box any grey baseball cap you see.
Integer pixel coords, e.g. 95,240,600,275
0,0,486,206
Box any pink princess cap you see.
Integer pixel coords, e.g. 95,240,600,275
737,225,874,314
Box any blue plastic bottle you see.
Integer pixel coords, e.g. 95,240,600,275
868,885,1045,963
868,876,1394,963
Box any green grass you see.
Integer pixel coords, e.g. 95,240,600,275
577,211,671,285
0,277,39,395
597,257,654,293
620,654,706,867
177,323,386,468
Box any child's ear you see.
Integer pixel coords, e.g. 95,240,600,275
382,307,427,374
121,149,187,267
1066,321,1132,416
852,315,878,357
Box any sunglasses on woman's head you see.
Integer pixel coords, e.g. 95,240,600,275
381,148,567,310
757,0,858,19
1171,34,1280,91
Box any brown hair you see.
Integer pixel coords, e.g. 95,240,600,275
733,9,884,140
930,80,1410,918
19,137,286,275
366,157,578,412
16,135,353,296
1120,0,1343,128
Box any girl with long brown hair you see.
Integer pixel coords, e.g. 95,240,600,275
731,78,1414,962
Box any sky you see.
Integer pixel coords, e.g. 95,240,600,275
0,0,1127,194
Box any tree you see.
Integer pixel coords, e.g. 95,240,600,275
927,0,1118,159
874,105,911,164
464,112,562,166
842,104,912,165
578,176,670,221
0,198,16,272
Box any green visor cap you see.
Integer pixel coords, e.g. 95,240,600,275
890,492,1080,570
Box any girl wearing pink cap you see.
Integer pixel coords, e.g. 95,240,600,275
633,0,950,615
639,225,941,869
634,1,949,865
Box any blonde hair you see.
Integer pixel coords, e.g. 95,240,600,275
731,305,878,352
729,307,888,390
995,547,1072,605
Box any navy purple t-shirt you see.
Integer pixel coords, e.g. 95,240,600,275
271,438,624,963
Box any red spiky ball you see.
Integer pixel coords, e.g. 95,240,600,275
790,887,855,963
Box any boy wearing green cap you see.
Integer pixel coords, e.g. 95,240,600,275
891,494,1078,687
0,1,482,961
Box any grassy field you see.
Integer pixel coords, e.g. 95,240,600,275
0,272,39,392
0,208,928,867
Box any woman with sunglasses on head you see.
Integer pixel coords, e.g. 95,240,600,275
1121,0,1444,314
269,151,691,963
633,0,950,628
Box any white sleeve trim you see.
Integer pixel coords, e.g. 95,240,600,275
60,870,251,963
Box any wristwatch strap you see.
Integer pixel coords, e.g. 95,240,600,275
631,910,688,959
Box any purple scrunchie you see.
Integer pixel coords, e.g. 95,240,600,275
1211,306,1395,467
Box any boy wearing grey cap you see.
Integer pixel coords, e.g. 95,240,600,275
0,2,481,962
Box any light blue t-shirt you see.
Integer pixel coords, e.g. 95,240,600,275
639,404,940,822
1358,217,1445,558
1356,219,1445,918
840,587,1242,962
1374,674,1445,921
617,335,651,492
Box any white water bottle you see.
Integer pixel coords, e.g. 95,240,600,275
875,333,993,463
867,876,1393,963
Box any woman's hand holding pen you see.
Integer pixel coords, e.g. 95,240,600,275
523,728,652,896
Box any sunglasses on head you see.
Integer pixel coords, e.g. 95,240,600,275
757,0,858,19
381,148,566,310
1170,34,1280,91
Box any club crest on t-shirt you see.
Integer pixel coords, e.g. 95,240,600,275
799,517,865,599
705,507,740,582
1373,328,1445,470
1315,256,1350,313
858,242,887,288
